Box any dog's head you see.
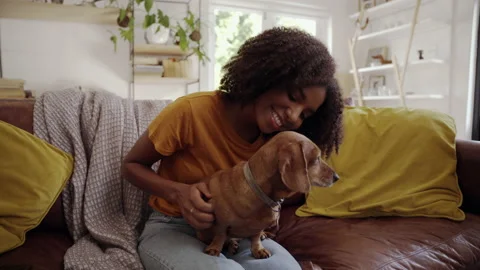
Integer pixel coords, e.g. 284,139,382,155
277,138,339,195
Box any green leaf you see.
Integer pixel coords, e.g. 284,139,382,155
110,34,118,52
159,15,169,28
184,10,195,29
144,0,153,13
119,8,126,22
143,14,156,29
120,28,133,42
135,0,143,4
179,36,188,50
155,25,161,33
176,26,188,50
129,15,135,27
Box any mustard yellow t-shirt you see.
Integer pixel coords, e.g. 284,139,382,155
147,91,266,217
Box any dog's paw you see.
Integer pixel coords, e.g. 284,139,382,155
252,248,271,259
227,239,239,255
204,246,221,257
260,231,274,241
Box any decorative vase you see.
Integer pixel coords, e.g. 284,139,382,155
145,24,170,45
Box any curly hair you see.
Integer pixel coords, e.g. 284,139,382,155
219,26,344,158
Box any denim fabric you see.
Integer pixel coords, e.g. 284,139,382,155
138,210,301,270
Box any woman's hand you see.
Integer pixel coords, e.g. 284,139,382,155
175,182,215,230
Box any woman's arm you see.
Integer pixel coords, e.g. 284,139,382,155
121,130,214,229
122,130,183,204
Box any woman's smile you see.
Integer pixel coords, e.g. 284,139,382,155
271,108,284,131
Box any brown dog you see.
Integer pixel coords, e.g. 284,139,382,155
197,131,339,259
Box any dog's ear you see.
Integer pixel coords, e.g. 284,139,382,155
278,141,311,193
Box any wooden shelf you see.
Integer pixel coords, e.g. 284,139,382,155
363,94,445,101
349,0,436,20
134,44,190,57
357,18,449,41
0,0,119,25
350,58,445,74
134,73,198,84
157,0,191,3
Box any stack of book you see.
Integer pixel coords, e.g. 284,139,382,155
0,78,26,99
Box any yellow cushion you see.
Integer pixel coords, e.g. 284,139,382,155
0,120,73,254
296,106,465,221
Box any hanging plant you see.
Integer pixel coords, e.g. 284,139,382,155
109,0,209,64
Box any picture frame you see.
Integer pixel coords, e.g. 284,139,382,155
368,75,386,90
365,46,389,67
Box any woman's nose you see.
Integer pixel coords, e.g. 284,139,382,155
286,106,303,129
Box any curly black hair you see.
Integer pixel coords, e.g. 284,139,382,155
218,26,344,158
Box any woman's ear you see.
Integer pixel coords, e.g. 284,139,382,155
278,141,311,193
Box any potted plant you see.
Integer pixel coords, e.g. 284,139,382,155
109,0,209,64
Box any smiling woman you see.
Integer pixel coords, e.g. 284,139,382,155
123,26,344,270
219,27,344,157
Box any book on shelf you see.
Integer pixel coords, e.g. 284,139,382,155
0,78,26,98
133,56,160,66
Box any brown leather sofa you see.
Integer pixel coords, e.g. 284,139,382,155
1,98,480,270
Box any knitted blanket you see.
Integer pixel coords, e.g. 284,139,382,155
33,87,170,270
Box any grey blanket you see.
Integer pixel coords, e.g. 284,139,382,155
33,87,171,270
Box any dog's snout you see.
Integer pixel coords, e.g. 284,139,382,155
332,173,339,183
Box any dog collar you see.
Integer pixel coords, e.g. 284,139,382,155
243,162,284,212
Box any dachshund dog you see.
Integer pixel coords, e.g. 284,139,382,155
197,131,339,259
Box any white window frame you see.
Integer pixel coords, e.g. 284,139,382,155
201,0,332,91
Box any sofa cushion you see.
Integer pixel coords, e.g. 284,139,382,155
0,99,68,233
297,106,464,221
276,206,480,269
0,231,73,270
0,121,73,254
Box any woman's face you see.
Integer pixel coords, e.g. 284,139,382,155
254,86,327,134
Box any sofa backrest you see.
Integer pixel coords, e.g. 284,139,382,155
0,98,479,224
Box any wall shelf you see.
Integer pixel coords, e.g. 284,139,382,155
0,0,119,25
363,94,445,101
349,58,445,74
134,73,198,84
134,44,190,57
357,18,449,41
349,0,436,20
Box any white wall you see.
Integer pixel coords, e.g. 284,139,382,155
0,0,352,101
449,0,477,139
0,18,131,98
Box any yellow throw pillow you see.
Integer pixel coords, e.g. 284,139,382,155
296,106,465,221
0,120,73,254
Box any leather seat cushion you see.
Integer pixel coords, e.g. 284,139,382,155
275,206,480,269
0,230,73,270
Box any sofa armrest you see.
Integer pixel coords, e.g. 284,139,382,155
456,139,480,214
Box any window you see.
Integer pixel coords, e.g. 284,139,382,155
213,8,263,88
209,1,331,90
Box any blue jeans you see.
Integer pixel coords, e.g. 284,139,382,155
138,210,302,270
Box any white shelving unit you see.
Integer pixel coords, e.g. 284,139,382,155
133,44,198,87
357,18,449,41
134,44,191,56
348,0,452,110
349,58,446,74
362,94,445,101
349,0,436,20
134,74,198,84
131,0,202,100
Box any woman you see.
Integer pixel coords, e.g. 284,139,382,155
122,27,344,270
